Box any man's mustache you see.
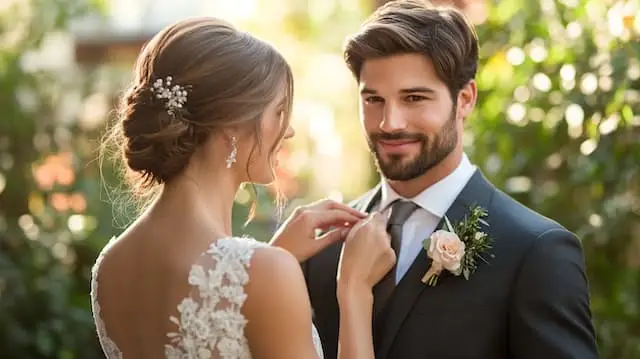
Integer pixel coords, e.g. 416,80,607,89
369,132,427,143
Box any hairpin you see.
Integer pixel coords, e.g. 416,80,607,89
150,76,189,117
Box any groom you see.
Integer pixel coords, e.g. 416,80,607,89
302,1,598,358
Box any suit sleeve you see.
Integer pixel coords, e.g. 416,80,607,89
509,228,599,359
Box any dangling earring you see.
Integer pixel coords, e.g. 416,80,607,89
226,136,237,168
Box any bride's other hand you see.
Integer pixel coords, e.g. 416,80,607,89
337,212,395,298
270,199,367,262
334,212,394,359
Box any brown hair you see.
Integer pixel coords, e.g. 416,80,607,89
102,17,293,203
343,0,479,99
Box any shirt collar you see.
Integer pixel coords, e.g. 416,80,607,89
379,153,476,217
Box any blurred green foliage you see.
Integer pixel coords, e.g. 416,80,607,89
0,0,638,358
468,1,640,357
0,0,110,357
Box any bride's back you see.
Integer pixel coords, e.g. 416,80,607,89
92,210,279,358
91,222,211,358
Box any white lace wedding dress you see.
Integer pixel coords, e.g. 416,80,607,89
91,236,324,358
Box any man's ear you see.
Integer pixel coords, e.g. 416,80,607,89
456,80,477,121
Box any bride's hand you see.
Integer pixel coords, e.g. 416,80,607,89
337,212,395,298
270,199,367,262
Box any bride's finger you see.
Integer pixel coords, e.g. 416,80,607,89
371,211,387,228
306,199,367,218
315,227,350,245
344,213,377,240
328,202,368,218
302,210,362,231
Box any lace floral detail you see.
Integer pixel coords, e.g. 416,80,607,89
165,237,268,359
90,237,123,359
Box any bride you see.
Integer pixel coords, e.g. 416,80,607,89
92,16,394,358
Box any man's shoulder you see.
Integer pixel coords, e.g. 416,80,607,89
489,186,569,239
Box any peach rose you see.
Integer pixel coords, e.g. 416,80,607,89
428,230,466,274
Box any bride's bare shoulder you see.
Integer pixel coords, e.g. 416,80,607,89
244,244,309,310
247,245,303,284
242,245,319,357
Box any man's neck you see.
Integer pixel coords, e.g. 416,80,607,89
386,148,463,198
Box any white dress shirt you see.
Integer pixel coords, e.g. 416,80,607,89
375,153,476,283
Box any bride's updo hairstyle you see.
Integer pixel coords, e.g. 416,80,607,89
102,17,293,200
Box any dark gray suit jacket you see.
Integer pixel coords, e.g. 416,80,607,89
302,170,598,359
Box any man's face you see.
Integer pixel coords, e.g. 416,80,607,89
358,53,471,181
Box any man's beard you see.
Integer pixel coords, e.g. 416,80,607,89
367,110,458,181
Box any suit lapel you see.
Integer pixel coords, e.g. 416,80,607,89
375,170,495,359
355,184,381,213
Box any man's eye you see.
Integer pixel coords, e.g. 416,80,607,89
365,96,384,104
406,95,426,102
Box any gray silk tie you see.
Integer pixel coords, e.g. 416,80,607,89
373,200,420,317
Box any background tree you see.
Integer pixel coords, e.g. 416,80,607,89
0,0,109,357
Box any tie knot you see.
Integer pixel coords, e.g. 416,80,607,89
387,200,419,226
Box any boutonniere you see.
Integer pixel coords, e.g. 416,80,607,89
421,205,494,286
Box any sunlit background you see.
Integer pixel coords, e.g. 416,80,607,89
0,0,639,357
